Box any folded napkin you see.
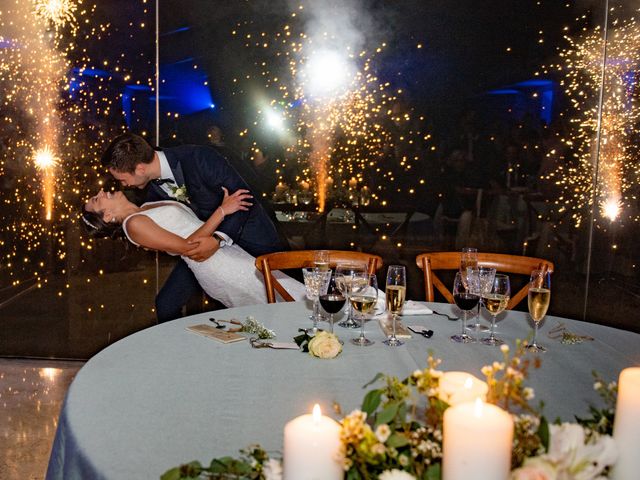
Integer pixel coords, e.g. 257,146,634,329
374,297,433,316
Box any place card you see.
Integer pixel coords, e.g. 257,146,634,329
378,317,412,338
187,324,246,344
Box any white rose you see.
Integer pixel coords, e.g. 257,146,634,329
263,458,283,480
511,457,557,480
308,331,342,359
379,469,416,480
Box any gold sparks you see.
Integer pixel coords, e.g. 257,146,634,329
34,146,57,169
542,14,640,226
34,0,78,31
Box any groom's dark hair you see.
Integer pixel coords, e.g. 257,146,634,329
101,132,155,173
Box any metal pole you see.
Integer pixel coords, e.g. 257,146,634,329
582,0,610,320
155,0,161,296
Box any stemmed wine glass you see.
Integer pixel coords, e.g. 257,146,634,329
481,274,510,346
335,262,367,328
526,269,551,352
460,247,478,276
314,250,330,271
302,267,332,333
466,266,495,333
384,265,406,347
451,271,479,343
319,277,346,334
350,272,378,346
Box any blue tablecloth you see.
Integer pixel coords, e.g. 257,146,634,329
46,301,640,480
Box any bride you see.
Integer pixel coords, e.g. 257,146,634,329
81,188,306,307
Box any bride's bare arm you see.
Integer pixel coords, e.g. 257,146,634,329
125,215,190,255
187,187,253,240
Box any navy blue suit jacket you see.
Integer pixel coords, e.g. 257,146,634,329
146,145,283,257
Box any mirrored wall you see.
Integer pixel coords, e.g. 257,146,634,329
1,0,638,359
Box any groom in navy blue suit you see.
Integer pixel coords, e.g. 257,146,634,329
101,132,285,322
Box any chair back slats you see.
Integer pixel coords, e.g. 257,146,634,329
255,250,383,304
415,252,554,310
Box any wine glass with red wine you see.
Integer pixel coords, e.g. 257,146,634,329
319,278,346,334
451,271,479,343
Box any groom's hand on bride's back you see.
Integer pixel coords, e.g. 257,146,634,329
185,236,220,262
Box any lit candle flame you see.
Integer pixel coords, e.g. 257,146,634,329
312,403,322,423
464,377,473,390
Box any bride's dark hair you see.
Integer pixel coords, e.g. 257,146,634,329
80,205,124,239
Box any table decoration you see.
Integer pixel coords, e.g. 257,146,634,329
611,367,640,480
283,404,343,479
221,316,276,339
294,330,342,359
162,341,623,480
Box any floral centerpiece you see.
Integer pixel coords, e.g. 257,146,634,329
162,341,620,480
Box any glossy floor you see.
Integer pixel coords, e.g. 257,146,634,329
0,359,82,480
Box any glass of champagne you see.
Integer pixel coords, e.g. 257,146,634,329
302,267,332,332
527,269,551,352
384,265,406,347
335,262,366,328
350,273,378,346
451,271,479,343
466,266,495,333
314,250,330,271
481,274,510,346
460,247,478,277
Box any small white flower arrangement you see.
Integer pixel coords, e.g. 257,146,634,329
169,184,190,203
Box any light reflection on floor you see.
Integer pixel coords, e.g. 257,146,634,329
0,359,83,480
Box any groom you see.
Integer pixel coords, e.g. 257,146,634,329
101,132,285,322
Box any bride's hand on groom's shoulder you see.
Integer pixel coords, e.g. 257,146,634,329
185,236,220,262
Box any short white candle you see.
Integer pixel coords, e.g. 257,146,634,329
283,404,342,480
612,367,640,480
443,399,513,480
439,372,488,406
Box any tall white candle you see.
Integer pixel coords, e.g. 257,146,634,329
283,404,342,480
612,367,640,480
443,399,513,480
439,372,488,406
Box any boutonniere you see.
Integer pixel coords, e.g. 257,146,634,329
169,184,190,203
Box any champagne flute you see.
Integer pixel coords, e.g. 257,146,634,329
302,267,332,333
527,269,551,352
466,266,495,333
314,250,330,271
350,273,378,346
335,262,366,328
460,247,478,277
481,274,510,346
384,265,406,347
451,271,479,343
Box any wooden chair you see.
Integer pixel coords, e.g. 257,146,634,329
415,252,554,310
255,250,383,303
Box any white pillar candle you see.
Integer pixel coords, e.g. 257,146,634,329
612,367,640,480
439,372,488,406
443,399,513,480
283,404,342,480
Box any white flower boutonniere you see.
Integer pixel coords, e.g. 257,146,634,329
169,184,190,203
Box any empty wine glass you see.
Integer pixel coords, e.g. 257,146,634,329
384,265,406,347
481,274,510,346
526,269,551,353
302,267,332,332
451,271,479,343
466,266,495,333
350,272,378,346
335,262,367,328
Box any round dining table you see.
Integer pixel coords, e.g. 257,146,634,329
46,301,640,480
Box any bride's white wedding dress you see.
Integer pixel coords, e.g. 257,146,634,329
122,201,307,307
